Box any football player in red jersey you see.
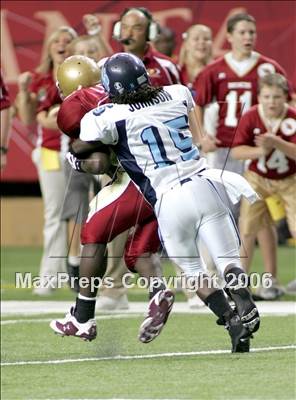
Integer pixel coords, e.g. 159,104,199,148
51,55,174,343
231,73,296,299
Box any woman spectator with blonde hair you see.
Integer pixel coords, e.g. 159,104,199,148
179,24,213,90
177,24,220,307
179,24,219,155
16,26,77,295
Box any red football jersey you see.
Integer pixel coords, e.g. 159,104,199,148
234,104,296,179
57,84,108,138
194,52,288,147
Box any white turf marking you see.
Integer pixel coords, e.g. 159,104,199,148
2,300,295,316
1,314,142,325
1,345,295,366
1,312,291,326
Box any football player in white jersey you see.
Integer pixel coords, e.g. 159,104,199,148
65,53,261,352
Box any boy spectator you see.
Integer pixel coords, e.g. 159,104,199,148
231,73,296,299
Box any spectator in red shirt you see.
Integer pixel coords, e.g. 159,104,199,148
15,26,77,295
178,24,219,154
194,13,289,170
193,13,291,284
231,73,296,299
179,24,213,91
113,7,181,86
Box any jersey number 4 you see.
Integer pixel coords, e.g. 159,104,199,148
257,149,289,174
141,115,199,168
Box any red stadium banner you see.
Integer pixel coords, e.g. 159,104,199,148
1,0,295,181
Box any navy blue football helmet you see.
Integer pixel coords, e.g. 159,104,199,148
101,53,150,97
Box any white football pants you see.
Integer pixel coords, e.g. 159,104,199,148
155,175,241,277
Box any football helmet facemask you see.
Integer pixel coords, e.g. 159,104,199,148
57,55,101,98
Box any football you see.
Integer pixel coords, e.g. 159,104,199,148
82,150,111,175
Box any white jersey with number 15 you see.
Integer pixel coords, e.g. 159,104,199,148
80,84,207,206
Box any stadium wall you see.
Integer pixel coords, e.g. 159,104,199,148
1,1,295,246
1,0,295,183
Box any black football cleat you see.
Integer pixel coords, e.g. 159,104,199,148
226,313,251,353
227,287,260,334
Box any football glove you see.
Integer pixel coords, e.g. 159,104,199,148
66,151,85,173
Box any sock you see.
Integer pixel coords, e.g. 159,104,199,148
74,295,96,323
224,266,249,289
204,290,233,321
149,278,166,300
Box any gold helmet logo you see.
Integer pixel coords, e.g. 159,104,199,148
57,55,101,97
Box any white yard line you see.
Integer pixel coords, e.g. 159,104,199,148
1,300,296,316
1,314,142,325
1,345,295,366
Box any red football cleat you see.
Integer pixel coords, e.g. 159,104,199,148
138,289,175,343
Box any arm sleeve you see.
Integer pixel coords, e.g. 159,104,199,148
80,108,118,144
57,89,109,139
57,95,86,138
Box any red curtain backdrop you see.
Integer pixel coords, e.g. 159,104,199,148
1,0,295,181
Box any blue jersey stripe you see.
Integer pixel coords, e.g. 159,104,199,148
114,120,158,207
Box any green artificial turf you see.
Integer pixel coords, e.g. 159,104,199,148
1,314,295,400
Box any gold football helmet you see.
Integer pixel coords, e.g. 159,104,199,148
57,55,101,97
